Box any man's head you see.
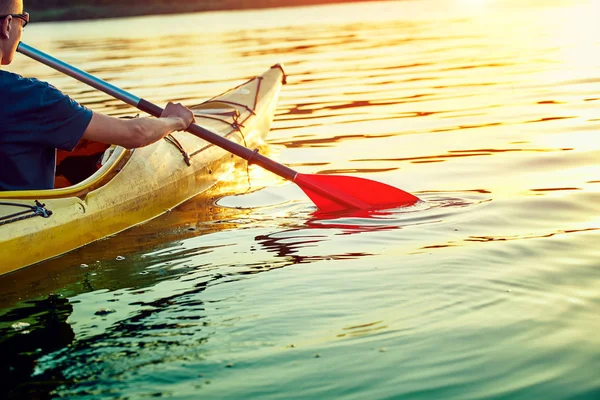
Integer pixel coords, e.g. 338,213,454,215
0,0,25,66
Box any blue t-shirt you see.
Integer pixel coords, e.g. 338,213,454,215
0,71,93,191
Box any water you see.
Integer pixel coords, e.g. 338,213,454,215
2,0,600,398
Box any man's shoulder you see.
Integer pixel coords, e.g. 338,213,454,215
0,70,51,92
0,71,68,113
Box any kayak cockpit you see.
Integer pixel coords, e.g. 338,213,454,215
1,142,129,200
56,140,115,188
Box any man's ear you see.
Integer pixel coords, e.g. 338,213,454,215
0,17,11,39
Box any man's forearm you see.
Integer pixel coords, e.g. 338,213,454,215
82,104,194,149
130,116,187,148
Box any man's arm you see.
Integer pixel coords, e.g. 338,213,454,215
82,102,195,149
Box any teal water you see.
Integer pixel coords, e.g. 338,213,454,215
2,0,600,398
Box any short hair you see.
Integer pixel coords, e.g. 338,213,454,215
0,0,19,15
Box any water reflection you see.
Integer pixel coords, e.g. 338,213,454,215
256,229,373,262
0,295,74,398
350,146,575,166
3,0,600,398
465,227,600,243
0,174,253,310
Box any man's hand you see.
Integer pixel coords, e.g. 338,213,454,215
160,102,195,131
84,103,196,149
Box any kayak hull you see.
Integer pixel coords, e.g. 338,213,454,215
0,65,285,275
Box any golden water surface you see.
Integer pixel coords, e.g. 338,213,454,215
1,0,600,398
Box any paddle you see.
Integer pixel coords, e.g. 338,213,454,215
17,42,419,212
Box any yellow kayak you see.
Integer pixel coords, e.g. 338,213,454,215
0,64,285,276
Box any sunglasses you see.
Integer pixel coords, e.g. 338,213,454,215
1,12,29,28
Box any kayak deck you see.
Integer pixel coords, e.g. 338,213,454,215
0,64,285,275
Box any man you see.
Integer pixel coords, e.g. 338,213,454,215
0,0,195,191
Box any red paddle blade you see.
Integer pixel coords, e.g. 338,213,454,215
294,173,419,212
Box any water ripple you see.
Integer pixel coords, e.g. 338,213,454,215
4,0,600,398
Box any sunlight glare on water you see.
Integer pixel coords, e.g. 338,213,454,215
1,0,600,399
